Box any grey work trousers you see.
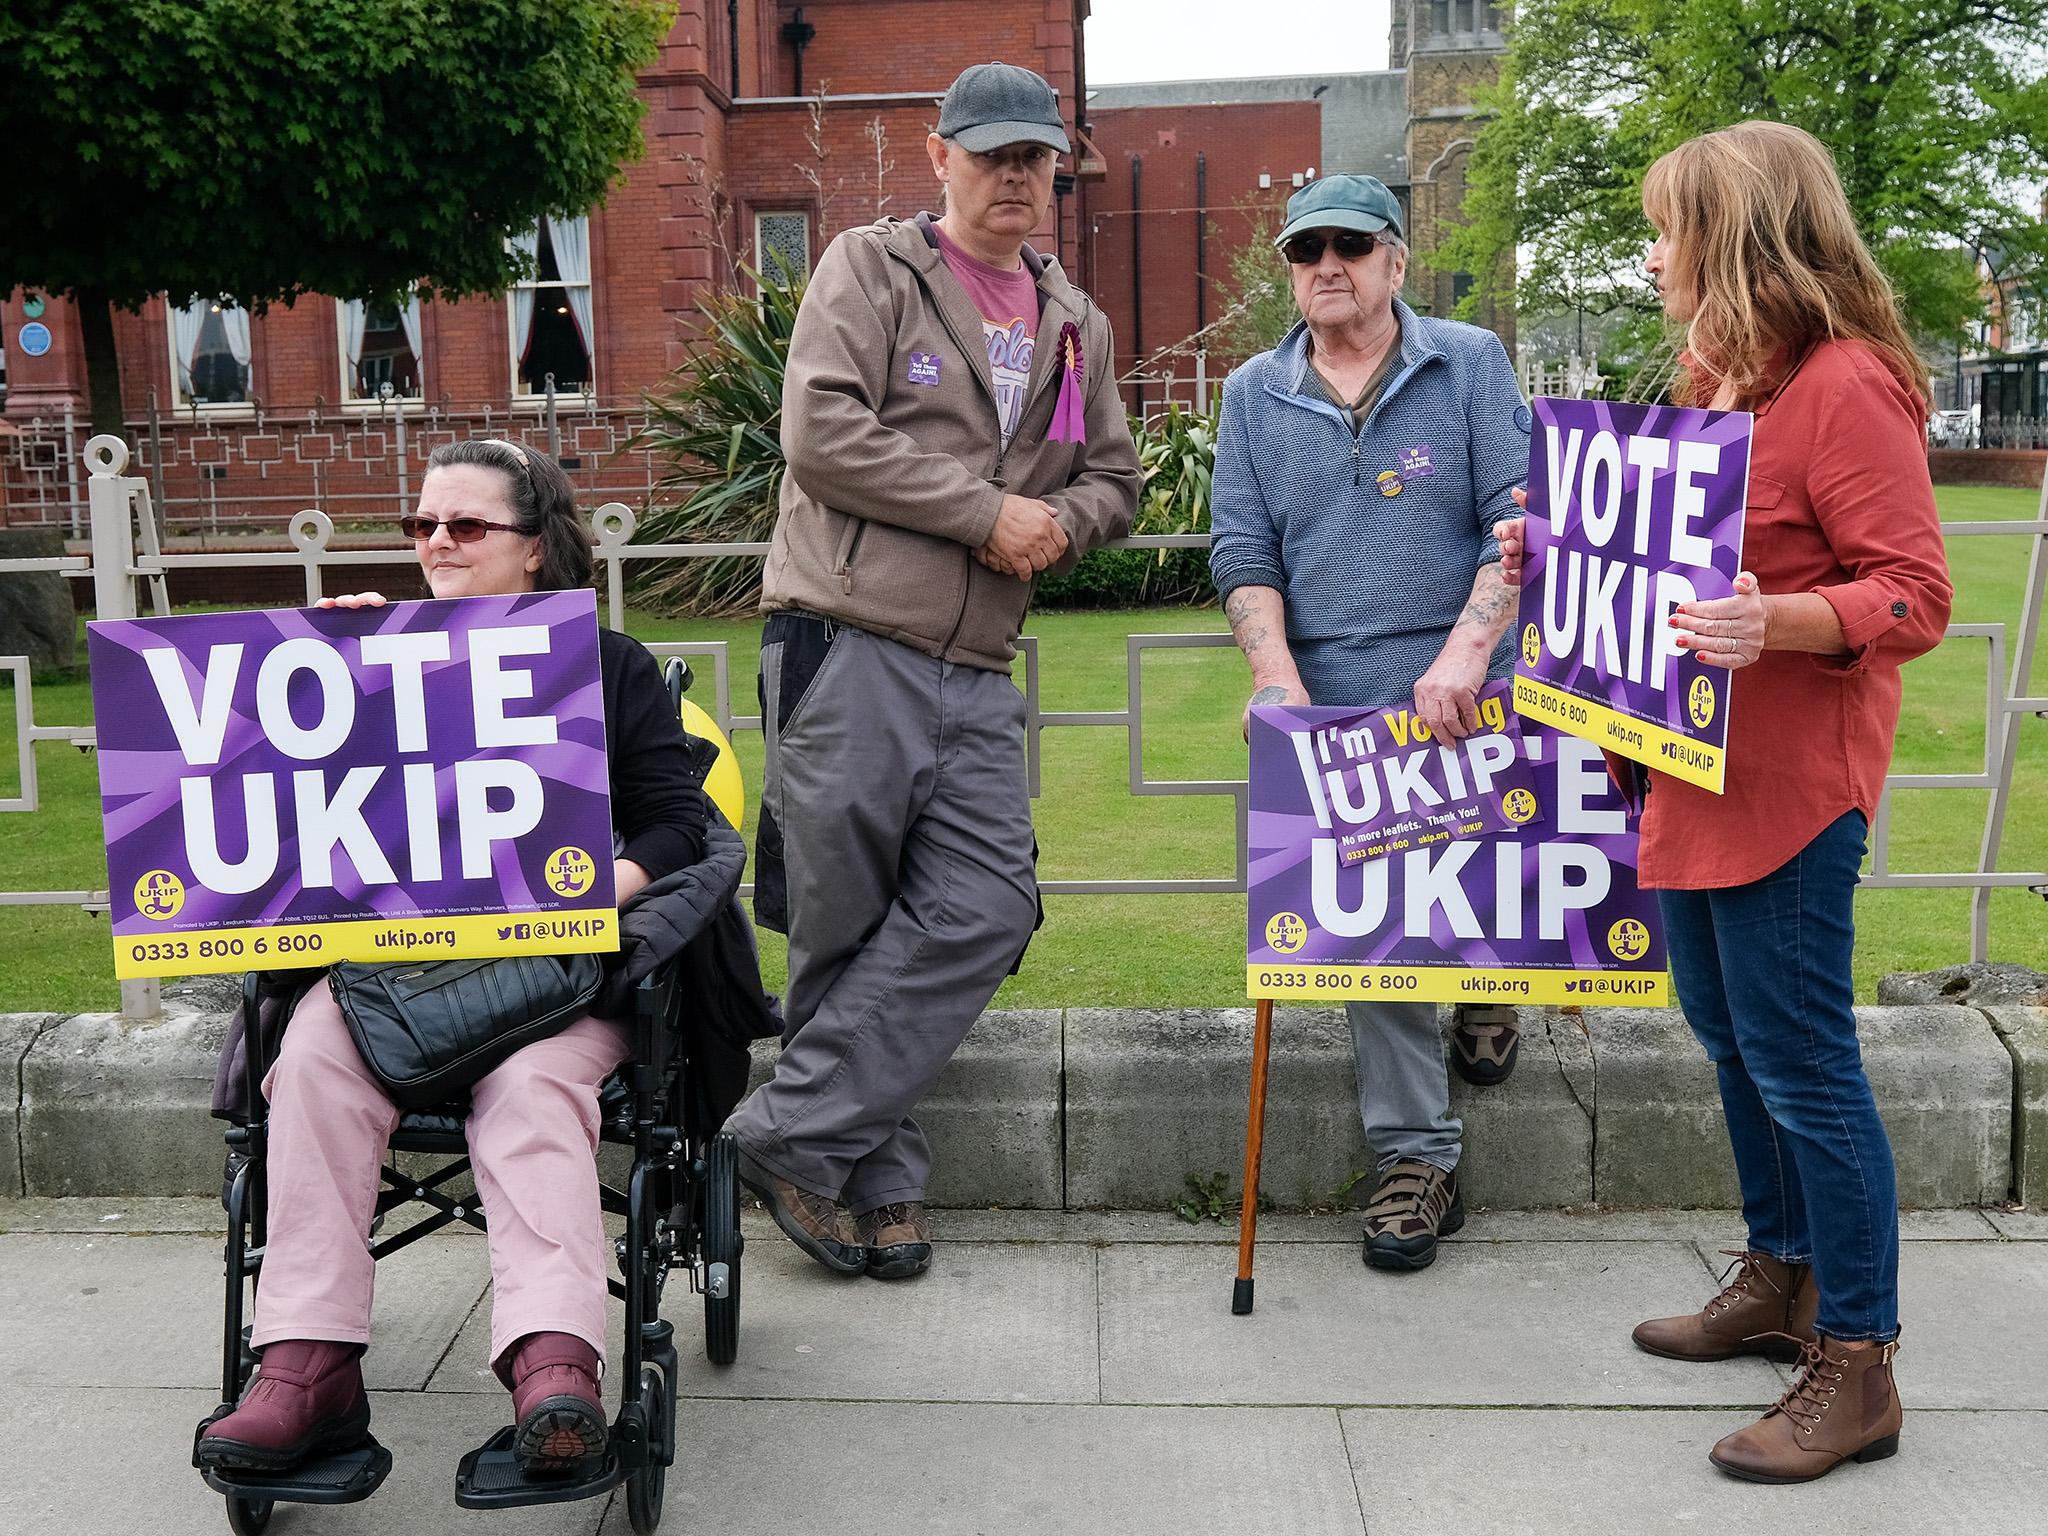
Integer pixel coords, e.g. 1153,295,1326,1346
1346,1001,1462,1174
727,624,1039,1214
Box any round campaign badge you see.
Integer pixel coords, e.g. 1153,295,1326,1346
1375,470,1404,498
1264,912,1309,955
1520,622,1541,667
544,846,596,898
1688,675,1717,728
134,870,186,921
1607,918,1652,962
1501,788,1538,824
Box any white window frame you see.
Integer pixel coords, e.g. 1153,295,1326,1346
508,217,596,406
165,295,256,417
335,298,425,410
753,210,813,286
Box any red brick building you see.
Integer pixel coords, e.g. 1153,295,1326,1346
1,1,1097,531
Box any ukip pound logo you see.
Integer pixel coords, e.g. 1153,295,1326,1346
545,846,596,898
1688,675,1717,729
1520,622,1542,668
1607,918,1652,962
1501,788,1538,824
135,869,186,921
1264,912,1309,955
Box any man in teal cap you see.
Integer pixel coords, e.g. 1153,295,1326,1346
1211,173,1533,1271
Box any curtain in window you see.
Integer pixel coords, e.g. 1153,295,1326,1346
548,214,594,351
171,298,207,393
399,294,425,368
219,304,252,370
340,299,368,385
510,227,541,364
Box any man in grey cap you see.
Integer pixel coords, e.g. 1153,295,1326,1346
727,61,1138,1280
1210,174,1532,1271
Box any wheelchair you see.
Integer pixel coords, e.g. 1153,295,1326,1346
194,662,747,1534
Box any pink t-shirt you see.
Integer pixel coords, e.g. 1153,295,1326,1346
935,226,1039,446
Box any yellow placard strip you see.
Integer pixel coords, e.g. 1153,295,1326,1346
1511,675,1724,794
1247,963,1669,1006
112,909,619,979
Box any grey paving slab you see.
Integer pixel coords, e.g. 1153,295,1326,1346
1097,1240,1785,1407
605,1400,1367,1536
1674,1207,2005,1249
0,1232,488,1391
1342,1407,2048,1536
0,1387,608,1535
429,1240,1103,1404
1894,1242,2048,1408
1987,1208,2048,1240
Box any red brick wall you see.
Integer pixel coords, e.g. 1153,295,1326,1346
1929,449,2048,489
1081,102,1319,411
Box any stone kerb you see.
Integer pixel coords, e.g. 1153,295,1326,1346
1985,1007,2048,1208
19,1011,227,1196
1589,1005,2013,1208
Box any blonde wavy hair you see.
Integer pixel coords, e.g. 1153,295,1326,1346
1642,120,1929,407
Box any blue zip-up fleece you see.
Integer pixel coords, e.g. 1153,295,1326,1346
1209,301,1531,709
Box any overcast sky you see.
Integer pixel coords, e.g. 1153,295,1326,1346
1086,0,1391,85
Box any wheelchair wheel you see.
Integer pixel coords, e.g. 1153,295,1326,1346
626,1367,667,1535
225,1496,273,1534
702,1133,742,1366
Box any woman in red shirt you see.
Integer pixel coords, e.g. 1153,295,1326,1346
1500,121,1951,1484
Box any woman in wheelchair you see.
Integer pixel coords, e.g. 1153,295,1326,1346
196,439,713,1479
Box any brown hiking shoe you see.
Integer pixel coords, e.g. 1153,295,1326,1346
497,1332,607,1473
1362,1160,1464,1271
1633,1250,1819,1363
857,1201,933,1280
194,1339,371,1472
1710,1335,1902,1483
736,1145,865,1274
1450,1005,1521,1086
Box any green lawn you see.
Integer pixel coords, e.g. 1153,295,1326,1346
4,484,2043,1013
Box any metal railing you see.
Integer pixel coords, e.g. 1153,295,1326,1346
4,437,2045,1018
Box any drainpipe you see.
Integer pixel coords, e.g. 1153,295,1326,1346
728,0,740,96
781,6,815,95
1195,151,1208,332
1130,154,1144,370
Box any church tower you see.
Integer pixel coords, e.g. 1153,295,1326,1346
1397,2,1513,345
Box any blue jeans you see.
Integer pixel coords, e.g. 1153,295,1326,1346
1657,810,1900,1343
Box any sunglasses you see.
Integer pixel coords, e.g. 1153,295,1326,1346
1281,231,1385,265
398,515,527,543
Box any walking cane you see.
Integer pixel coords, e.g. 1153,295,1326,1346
1232,997,1275,1315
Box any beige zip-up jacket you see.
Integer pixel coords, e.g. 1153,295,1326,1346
762,214,1140,672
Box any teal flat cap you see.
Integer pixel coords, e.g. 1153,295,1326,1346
1274,173,1405,246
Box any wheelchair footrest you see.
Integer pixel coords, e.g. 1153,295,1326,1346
454,1425,627,1509
200,1436,393,1505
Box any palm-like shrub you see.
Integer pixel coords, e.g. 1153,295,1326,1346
625,267,801,616
1037,401,1218,609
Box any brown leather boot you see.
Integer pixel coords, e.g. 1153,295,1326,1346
498,1332,607,1473
1709,1335,1903,1483
858,1201,933,1280
194,1339,371,1472
1632,1250,1819,1363
736,1145,865,1275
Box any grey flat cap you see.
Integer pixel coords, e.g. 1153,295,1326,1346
937,61,1071,154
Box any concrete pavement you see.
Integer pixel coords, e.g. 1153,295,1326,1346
2,1200,2044,1534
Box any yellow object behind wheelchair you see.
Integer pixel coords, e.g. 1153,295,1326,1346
679,697,746,832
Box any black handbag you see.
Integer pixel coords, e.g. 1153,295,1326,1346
329,952,604,1109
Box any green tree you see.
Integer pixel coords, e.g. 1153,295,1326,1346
1211,205,1300,363
0,0,672,437
1440,0,2048,345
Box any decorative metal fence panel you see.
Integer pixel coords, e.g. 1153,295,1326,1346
3,437,2044,1019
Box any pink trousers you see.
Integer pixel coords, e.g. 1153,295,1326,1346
250,978,630,1368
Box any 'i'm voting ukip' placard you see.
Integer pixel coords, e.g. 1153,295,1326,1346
1511,397,1751,794
87,591,619,978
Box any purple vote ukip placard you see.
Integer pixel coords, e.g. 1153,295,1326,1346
1512,397,1750,793
1248,706,1667,1006
87,591,618,977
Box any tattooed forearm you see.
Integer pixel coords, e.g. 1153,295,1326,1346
1452,564,1516,644
1250,684,1292,706
1224,589,1272,658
